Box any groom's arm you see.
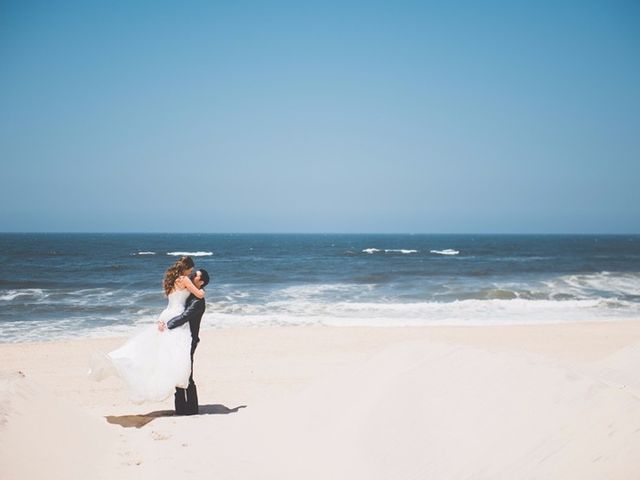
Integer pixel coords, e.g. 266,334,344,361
166,299,205,330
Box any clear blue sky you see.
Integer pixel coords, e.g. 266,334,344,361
1,0,638,233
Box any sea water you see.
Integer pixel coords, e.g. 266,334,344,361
1,233,639,342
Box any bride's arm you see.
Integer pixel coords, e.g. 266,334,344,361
179,275,205,299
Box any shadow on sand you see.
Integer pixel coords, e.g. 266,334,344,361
105,404,247,428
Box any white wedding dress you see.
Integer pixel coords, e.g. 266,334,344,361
90,289,193,404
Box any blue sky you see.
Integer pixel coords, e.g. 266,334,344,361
1,1,639,233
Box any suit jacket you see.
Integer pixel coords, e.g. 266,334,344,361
167,294,205,355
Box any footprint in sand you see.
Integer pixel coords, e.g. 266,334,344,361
151,430,170,441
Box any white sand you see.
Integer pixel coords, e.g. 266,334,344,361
2,322,640,479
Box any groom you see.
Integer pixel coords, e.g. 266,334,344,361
159,268,210,415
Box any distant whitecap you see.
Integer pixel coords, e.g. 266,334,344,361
137,251,156,255
167,251,213,257
430,249,459,255
363,248,417,254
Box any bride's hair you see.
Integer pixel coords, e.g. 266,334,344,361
163,256,195,295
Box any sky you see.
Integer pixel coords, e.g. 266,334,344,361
1,0,639,233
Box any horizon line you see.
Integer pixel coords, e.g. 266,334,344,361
1,231,639,236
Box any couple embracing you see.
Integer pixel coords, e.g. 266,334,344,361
91,256,209,415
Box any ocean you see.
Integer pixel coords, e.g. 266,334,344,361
1,233,639,342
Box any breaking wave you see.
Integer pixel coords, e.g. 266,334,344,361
362,248,418,254
203,297,640,329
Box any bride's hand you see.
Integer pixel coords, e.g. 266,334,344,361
158,321,166,332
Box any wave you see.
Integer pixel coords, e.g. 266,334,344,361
200,273,640,329
276,283,375,299
2,272,639,342
363,248,418,254
439,272,640,303
0,287,159,310
430,249,459,255
2,294,639,343
166,251,213,257
543,272,640,299
136,251,156,255
202,296,640,329
0,288,47,302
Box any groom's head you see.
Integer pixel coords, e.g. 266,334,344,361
191,269,210,289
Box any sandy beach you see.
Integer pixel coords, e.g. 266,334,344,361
2,322,640,479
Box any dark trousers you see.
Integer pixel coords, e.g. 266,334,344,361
175,348,198,415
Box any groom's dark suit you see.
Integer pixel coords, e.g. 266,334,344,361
167,293,205,415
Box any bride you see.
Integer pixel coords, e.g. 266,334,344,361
90,256,205,404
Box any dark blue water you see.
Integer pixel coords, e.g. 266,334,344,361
1,233,639,342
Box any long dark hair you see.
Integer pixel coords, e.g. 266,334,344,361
163,256,194,295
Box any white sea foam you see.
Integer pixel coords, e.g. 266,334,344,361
137,251,156,255
201,296,640,330
543,272,640,299
201,274,640,329
430,249,459,255
167,251,213,257
4,294,639,342
0,289,47,302
277,283,374,297
4,272,639,342
363,248,417,254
